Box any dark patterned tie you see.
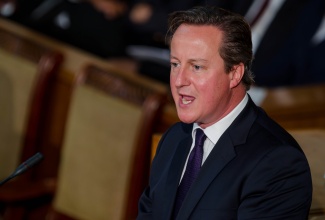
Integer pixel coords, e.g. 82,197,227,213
173,129,207,219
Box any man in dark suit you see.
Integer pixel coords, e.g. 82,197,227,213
137,6,312,219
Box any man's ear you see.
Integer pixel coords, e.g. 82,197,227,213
229,63,245,88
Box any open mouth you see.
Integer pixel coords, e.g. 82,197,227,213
181,95,194,105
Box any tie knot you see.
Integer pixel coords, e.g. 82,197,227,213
195,129,206,147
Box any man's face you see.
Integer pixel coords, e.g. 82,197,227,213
170,24,238,128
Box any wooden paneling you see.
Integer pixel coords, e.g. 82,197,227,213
261,84,325,129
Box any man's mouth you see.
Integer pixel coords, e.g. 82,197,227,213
181,95,194,105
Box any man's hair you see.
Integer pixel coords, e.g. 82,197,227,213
166,6,254,90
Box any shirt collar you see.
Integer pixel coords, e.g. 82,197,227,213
193,94,249,145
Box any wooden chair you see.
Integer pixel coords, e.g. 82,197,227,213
260,84,325,129
44,64,167,220
151,133,162,162
0,24,59,178
0,24,65,219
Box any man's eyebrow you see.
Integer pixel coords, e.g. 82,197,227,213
170,56,208,63
188,58,208,63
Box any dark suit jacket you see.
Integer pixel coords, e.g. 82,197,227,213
137,97,312,219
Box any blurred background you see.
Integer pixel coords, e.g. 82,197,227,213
0,0,325,219
1,0,325,86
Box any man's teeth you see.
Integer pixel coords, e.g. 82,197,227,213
182,97,192,104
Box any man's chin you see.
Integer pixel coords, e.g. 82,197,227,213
177,114,196,124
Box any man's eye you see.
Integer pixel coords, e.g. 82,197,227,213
194,65,202,71
171,62,179,68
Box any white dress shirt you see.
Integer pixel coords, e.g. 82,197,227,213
180,94,249,181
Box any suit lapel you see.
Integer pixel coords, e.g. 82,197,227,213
162,135,193,220
177,133,237,220
176,97,258,220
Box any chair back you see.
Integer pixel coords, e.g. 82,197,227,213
289,129,325,217
260,84,325,129
49,64,166,220
0,26,63,180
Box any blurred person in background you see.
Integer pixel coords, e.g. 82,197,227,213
1,0,128,57
2,0,324,87
206,0,325,87
125,0,325,87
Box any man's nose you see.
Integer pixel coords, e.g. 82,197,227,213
174,68,189,87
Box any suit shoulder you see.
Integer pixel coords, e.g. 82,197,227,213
252,108,300,150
